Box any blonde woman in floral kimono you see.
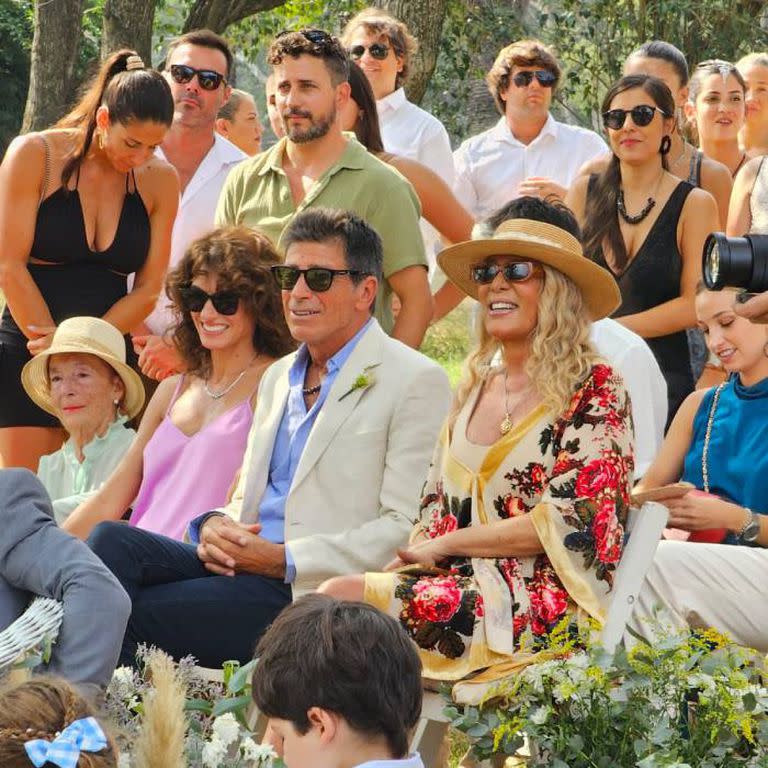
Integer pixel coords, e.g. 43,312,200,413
321,197,634,702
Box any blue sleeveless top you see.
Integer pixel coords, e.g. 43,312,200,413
682,375,768,514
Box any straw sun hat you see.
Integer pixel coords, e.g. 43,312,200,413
21,316,145,419
437,219,621,321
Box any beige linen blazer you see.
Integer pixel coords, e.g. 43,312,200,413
219,321,452,597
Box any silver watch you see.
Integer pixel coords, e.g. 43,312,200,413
738,509,761,543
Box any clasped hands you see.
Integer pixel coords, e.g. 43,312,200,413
197,514,286,579
663,491,746,532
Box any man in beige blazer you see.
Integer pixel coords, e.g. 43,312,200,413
89,208,451,669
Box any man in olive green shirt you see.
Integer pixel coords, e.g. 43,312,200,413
215,28,432,347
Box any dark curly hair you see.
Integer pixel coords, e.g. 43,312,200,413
0,678,116,767
166,226,296,377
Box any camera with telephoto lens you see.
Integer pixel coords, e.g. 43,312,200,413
702,232,768,292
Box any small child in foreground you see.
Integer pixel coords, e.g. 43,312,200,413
252,594,425,768
0,677,116,767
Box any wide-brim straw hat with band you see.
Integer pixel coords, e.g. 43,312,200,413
437,219,621,321
22,316,145,419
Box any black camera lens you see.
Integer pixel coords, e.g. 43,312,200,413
702,232,768,292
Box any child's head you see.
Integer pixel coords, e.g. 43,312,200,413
252,594,422,767
0,677,116,767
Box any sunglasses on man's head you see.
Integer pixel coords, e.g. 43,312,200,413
272,265,370,292
511,70,557,88
348,43,390,61
276,28,336,48
180,286,240,315
602,104,669,130
169,64,226,91
470,261,539,285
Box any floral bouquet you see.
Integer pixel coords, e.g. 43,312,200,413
447,620,768,767
106,646,284,768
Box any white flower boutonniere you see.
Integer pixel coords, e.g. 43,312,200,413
338,363,381,401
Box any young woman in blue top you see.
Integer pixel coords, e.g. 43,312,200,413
636,284,768,545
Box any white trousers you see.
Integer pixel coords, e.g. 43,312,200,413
628,540,768,653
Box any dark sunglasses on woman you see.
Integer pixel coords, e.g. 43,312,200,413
512,70,557,88
348,43,390,61
602,104,670,131
169,64,226,91
272,265,370,292
470,262,539,284
180,286,240,315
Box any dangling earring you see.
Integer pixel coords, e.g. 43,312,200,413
97,130,106,151
660,135,672,155
763,341,768,358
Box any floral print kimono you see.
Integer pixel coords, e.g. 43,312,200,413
365,364,634,700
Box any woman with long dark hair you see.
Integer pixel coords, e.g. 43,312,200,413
0,50,179,471
63,227,295,542
685,60,747,177
567,75,718,424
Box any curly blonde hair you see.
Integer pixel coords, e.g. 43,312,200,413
452,265,599,427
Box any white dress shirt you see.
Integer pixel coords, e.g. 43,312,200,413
354,755,425,768
453,114,607,219
590,319,668,477
143,134,246,334
377,88,455,270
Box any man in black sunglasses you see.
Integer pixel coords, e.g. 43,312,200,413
454,39,607,220
89,208,451,671
132,29,246,383
215,28,432,350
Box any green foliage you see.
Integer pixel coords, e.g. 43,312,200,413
420,300,473,387
449,623,768,767
0,0,32,155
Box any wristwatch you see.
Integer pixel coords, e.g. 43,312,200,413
738,508,761,544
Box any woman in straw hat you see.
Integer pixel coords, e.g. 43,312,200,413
22,316,144,524
62,226,295,542
320,198,634,701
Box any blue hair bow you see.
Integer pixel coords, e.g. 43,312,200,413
24,716,108,768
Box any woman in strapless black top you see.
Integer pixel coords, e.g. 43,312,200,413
0,49,179,470
566,74,719,427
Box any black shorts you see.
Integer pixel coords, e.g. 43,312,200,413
0,338,60,428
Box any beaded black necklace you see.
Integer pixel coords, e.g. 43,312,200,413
617,189,655,225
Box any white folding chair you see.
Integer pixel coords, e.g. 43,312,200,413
411,501,669,767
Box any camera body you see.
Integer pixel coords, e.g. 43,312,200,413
703,233,768,292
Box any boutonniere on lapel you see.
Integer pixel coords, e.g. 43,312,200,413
338,363,381,401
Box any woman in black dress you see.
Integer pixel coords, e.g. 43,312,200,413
0,50,179,470
567,75,718,425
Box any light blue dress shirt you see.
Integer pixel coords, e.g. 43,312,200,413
189,319,372,583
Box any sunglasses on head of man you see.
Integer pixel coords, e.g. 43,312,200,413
169,64,226,91
511,70,557,88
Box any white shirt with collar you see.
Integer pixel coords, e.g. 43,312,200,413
453,113,607,219
377,87,455,269
377,87,454,186
354,755,425,768
143,134,246,335
590,319,667,478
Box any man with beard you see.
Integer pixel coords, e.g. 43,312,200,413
216,29,431,348
132,29,246,381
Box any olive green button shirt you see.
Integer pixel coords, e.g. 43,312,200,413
215,136,427,334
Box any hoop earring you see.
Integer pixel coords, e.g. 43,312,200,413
660,135,672,155
763,341,768,358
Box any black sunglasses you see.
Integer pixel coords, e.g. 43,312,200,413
602,104,669,130
512,70,557,88
180,286,240,315
348,43,390,61
470,262,539,285
276,28,335,47
272,265,370,292
169,64,226,91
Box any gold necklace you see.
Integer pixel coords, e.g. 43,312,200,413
500,370,532,435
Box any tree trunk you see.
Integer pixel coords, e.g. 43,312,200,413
101,0,156,64
371,0,449,104
183,0,286,34
22,0,84,132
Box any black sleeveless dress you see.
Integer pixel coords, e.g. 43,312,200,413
588,178,695,426
0,166,150,427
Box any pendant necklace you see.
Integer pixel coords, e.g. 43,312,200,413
203,352,259,400
500,369,531,436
